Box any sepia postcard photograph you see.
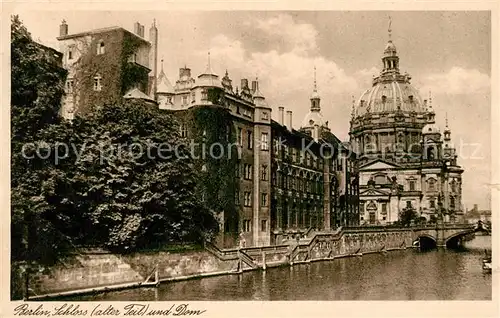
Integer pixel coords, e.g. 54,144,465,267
2,1,499,317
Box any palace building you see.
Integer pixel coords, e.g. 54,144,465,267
57,20,156,119
155,56,359,247
349,25,464,225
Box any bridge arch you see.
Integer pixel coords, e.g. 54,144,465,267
445,230,475,249
416,234,437,250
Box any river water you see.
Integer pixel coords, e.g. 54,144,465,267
75,235,492,301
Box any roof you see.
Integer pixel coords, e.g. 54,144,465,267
156,70,175,94
57,26,150,45
123,88,156,102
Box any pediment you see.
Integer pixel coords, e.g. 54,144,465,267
360,188,390,196
360,159,401,171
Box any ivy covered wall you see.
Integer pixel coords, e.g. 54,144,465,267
172,106,240,248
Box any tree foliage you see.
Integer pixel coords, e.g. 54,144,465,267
398,206,418,227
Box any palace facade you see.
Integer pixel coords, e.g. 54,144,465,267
155,58,359,247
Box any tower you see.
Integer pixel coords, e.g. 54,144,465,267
310,66,321,111
300,66,330,136
149,19,158,99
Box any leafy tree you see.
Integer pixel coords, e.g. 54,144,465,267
31,101,219,252
398,206,418,227
10,15,70,265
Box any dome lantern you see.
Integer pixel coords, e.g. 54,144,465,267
310,66,321,111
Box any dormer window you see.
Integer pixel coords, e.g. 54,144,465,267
408,95,414,102
381,95,387,103
97,40,105,55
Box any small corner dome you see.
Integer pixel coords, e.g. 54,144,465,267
301,111,327,128
422,123,441,135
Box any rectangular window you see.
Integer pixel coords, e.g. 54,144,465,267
261,112,269,120
261,133,269,150
238,128,243,145
273,139,280,155
235,161,241,178
180,124,188,138
244,192,251,207
261,193,268,207
191,92,196,103
244,164,252,180
243,220,251,232
409,180,416,191
406,201,412,208
261,219,267,232
66,78,74,93
182,95,188,105
261,165,268,181
68,46,74,60
382,203,387,213
430,200,435,208
93,74,102,91
247,131,253,149
201,89,208,101
235,189,240,205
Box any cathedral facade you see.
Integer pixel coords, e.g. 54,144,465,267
349,29,464,225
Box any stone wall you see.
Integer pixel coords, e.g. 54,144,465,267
14,226,470,300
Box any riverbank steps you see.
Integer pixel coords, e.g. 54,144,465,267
12,229,421,300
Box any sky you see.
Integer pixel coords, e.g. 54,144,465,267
15,10,492,210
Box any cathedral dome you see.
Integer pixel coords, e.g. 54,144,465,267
355,76,426,117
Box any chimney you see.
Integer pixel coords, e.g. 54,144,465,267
179,67,191,79
241,79,249,90
286,110,293,131
313,125,319,142
134,22,141,35
251,80,257,93
474,204,478,211
139,24,145,37
59,20,68,37
278,107,284,126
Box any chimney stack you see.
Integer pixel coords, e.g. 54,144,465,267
241,79,249,90
278,107,284,126
286,110,293,131
59,20,68,37
139,24,145,37
179,67,191,79
251,80,257,93
134,22,141,35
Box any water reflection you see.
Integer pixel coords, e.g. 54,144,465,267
75,236,491,301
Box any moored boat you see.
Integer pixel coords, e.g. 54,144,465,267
482,250,492,273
